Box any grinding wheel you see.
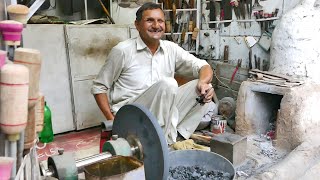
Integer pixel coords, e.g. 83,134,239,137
112,104,169,180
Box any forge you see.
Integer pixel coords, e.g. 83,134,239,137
235,0,320,151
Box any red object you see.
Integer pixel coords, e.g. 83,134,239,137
230,59,242,84
99,130,112,153
220,9,224,21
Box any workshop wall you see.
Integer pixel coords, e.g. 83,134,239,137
199,0,301,98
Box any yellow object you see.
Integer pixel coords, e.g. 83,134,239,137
172,139,209,150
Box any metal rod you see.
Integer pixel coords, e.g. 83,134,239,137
163,8,197,12
207,17,280,24
9,140,17,179
16,131,25,170
84,0,88,20
75,152,113,173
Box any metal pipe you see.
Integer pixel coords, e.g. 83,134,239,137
84,0,88,20
9,140,17,179
16,131,25,169
75,152,113,173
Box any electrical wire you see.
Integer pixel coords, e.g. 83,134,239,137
212,63,238,98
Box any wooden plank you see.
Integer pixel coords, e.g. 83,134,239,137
250,69,291,81
217,63,249,82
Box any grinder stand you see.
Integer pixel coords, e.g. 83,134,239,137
40,104,169,180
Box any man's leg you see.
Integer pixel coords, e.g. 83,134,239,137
175,79,217,139
129,78,179,144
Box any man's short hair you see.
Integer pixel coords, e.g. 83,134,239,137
136,2,163,21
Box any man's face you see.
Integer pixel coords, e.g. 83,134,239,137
135,9,165,43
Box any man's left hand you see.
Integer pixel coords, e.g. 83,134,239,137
197,81,214,104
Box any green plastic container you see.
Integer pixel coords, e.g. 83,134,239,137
39,101,54,143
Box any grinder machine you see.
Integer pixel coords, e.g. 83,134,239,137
39,104,169,180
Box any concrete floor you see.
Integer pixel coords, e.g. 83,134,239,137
37,127,100,179
37,127,100,162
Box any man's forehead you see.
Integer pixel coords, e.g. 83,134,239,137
142,9,164,16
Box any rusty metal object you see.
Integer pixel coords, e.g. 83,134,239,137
84,156,145,180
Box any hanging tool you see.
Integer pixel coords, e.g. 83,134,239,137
244,0,251,27
97,0,115,24
230,0,241,24
239,0,247,28
190,27,199,51
230,59,242,84
254,54,258,69
249,48,252,70
188,0,195,31
223,45,229,63
208,0,216,28
222,0,232,27
252,0,263,11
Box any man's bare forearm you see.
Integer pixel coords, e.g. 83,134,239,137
94,93,114,120
199,65,213,84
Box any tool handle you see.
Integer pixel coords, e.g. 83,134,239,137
223,45,229,62
230,66,239,84
191,27,199,40
190,134,211,146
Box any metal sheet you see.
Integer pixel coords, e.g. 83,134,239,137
65,25,129,130
23,25,75,134
112,104,169,180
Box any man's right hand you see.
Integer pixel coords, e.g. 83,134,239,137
94,93,114,120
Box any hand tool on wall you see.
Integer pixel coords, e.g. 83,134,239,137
222,0,232,27
188,0,195,31
190,27,199,51
257,57,261,70
245,0,252,27
259,10,264,31
223,45,229,63
98,0,115,24
263,12,269,31
263,59,269,71
254,54,258,69
230,0,241,25
249,48,252,70
230,59,242,84
208,0,216,28
252,0,263,11
239,0,247,28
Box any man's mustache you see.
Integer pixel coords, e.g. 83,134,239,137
149,28,163,32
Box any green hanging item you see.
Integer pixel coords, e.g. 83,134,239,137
39,101,54,143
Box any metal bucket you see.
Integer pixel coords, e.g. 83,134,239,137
84,156,145,180
169,150,235,179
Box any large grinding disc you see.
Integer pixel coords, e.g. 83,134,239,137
113,104,169,180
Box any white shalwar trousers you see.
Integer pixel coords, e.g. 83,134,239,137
128,78,216,144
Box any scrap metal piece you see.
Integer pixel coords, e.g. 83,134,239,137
113,104,169,180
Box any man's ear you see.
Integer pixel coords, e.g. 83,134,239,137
134,20,139,30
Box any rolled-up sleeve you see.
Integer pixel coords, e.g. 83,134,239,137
91,47,124,95
173,44,208,78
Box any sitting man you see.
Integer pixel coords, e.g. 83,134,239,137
91,2,216,144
